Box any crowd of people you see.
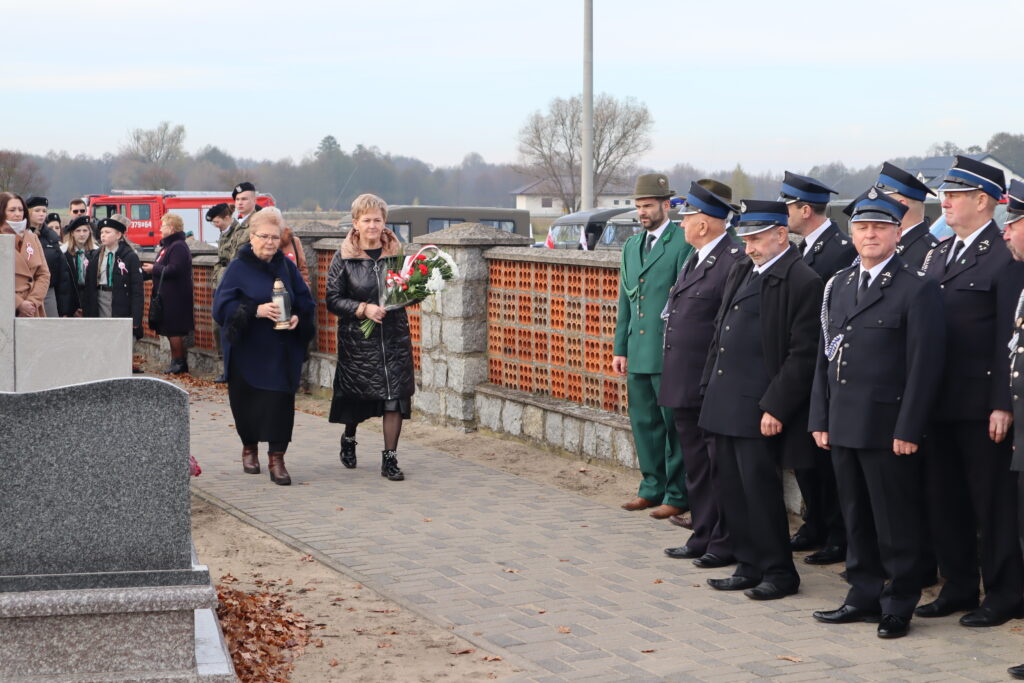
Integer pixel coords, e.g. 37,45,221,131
615,156,1024,673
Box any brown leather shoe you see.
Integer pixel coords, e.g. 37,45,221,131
267,452,291,486
242,444,260,474
669,513,693,529
621,497,657,511
649,504,683,519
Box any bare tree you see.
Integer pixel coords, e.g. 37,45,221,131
121,122,187,167
518,94,652,213
0,150,49,196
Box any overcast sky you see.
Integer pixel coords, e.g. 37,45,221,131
6,0,1021,173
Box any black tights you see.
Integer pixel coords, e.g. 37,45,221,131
244,441,288,453
345,411,403,451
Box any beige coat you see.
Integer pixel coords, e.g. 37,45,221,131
3,226,50,316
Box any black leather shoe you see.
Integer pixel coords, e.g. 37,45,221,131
693,553,734,569
877,614,910,638
340,436,357,469
707,576,759,591
790,532,821,551
914,596,979,618
664,545,702,559
813,604,881,624
745,581,798,601
959,606,1017,627
804,545,846,565
1008,663,1024,679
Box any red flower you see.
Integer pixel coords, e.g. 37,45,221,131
415,254,427,260
418,264,428,275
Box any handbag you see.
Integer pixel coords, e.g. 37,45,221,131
147,254,167,331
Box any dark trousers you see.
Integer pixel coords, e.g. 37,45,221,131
926,420,1022,612
714,434,799,590
673,408,731,557
832,446,923,618
794,446,847,548
628,373,687,507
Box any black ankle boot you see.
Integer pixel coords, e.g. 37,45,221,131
381,450,404,481
165,357,189,374
340,436,357,469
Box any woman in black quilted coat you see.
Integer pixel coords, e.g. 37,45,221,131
325,193,414,481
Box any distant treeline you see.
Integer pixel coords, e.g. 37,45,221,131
4,125,1024,210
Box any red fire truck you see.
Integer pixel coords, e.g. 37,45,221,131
86,190,276,248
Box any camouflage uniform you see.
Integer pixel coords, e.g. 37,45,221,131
213,218,247,287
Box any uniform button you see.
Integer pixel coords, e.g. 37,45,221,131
846,325,853,331
725,326,731,331
841,361,847,366
640,277,645,283
667,327,673,332
840,379,847,384
1017,347,1023,354
640,295,645,300
940,284,945,289
969,282,974,287
717,369,723,376
666,344,671,349
1015,371,1020,378
988,370,993,376
719,347,725,353
877,320,883,325
639,329,645,335
671,309,676,314
639,313,645,318
843,343,850,349
733,305,739,310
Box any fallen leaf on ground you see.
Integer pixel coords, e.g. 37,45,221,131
216,584,313,682
578,467,588,473
777,655,803,663
422,518,433,522
482,655,503,661
503,568,520,574
557,626,571,634
377,642,392,648
537,610,547,614
329,659,339,667
371,609,398,613
335,507,345,511
641,649,656,654
298,554,314,563
653,579,663,584
450,648,475,655
220,573,238,584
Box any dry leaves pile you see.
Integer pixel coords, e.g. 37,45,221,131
216,581,320,682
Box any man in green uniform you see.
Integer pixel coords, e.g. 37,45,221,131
613,173,694,519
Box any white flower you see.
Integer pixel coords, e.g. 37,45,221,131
425,266,447,293
437,248,460,278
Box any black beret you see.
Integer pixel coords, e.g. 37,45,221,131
45,212,61,226
97,217,127,233
26,196,48,209
231,181,256,199
205,203,231,221
64,215,93,235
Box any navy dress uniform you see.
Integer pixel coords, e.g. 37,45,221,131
614,174,694,514
659,183,744,565
917,155,1024,626
874,162,939,269
699,201,823,600
780,172,853,562
809,189,945,638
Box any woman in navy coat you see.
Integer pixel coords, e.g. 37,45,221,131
213,207,315,486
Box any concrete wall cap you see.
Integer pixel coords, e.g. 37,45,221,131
413,222,533,246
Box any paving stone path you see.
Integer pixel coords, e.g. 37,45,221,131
189,395,1024,682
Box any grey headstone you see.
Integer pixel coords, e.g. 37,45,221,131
0,378,198,590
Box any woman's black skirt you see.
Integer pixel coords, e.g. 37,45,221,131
329,397,411,425
228,357,296,444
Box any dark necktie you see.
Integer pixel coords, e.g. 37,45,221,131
745,267,760,288
856,271,870,305
946,239,965,271
106,252,114,285
641,233,654,264
76,251,85,285
682,256,697,279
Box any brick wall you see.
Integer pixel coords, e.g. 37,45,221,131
484,252,626,416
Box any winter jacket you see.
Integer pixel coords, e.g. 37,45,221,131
149,231,195,337
212,244,315,393
325,229,415,402
82,240,145,338
3,225,49,315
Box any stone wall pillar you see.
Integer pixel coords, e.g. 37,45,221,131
413,224,531,430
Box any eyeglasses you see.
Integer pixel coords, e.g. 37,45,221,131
71,209,87,215
253,233,281,242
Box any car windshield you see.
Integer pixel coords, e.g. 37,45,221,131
931,204,1008,241
549,223,583,245
599,221,641,248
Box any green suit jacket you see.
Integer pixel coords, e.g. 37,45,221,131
613,222,693,374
